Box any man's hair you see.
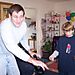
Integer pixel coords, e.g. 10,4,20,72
8,4,25,16
62,22,74,31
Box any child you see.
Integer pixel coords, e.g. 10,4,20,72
49,22,75,75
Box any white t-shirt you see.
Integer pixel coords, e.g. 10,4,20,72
0,18,30,61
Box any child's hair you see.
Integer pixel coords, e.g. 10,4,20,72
62,22,74,31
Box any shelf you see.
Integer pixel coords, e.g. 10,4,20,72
41,12,60,41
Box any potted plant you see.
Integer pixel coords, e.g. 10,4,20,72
41,39,52,59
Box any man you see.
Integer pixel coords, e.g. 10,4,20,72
0,4,48,75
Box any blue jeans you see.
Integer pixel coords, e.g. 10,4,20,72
0,53,20,75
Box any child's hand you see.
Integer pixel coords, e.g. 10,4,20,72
49,55,55,61
49,50,59,61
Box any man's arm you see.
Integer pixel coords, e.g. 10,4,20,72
28,57,49,71
1,22,30,61
1,23,49,71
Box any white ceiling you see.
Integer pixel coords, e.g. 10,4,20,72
47,0,71,2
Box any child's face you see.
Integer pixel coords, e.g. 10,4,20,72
64,30,74,37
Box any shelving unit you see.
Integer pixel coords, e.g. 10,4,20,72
25,17,37,50
41,12,60,41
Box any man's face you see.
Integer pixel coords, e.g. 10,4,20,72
10,11,25,27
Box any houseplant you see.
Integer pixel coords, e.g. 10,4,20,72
41,38,52,59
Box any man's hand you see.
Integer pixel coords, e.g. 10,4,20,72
29,51,41,58
28,57,49,71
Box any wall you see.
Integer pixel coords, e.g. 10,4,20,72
0,0,54,55
54,0,75,35
1,0,75,55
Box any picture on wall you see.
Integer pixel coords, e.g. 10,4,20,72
54,31,59,36
55,24,59,30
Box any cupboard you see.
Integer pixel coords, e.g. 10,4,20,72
0,2,13,22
